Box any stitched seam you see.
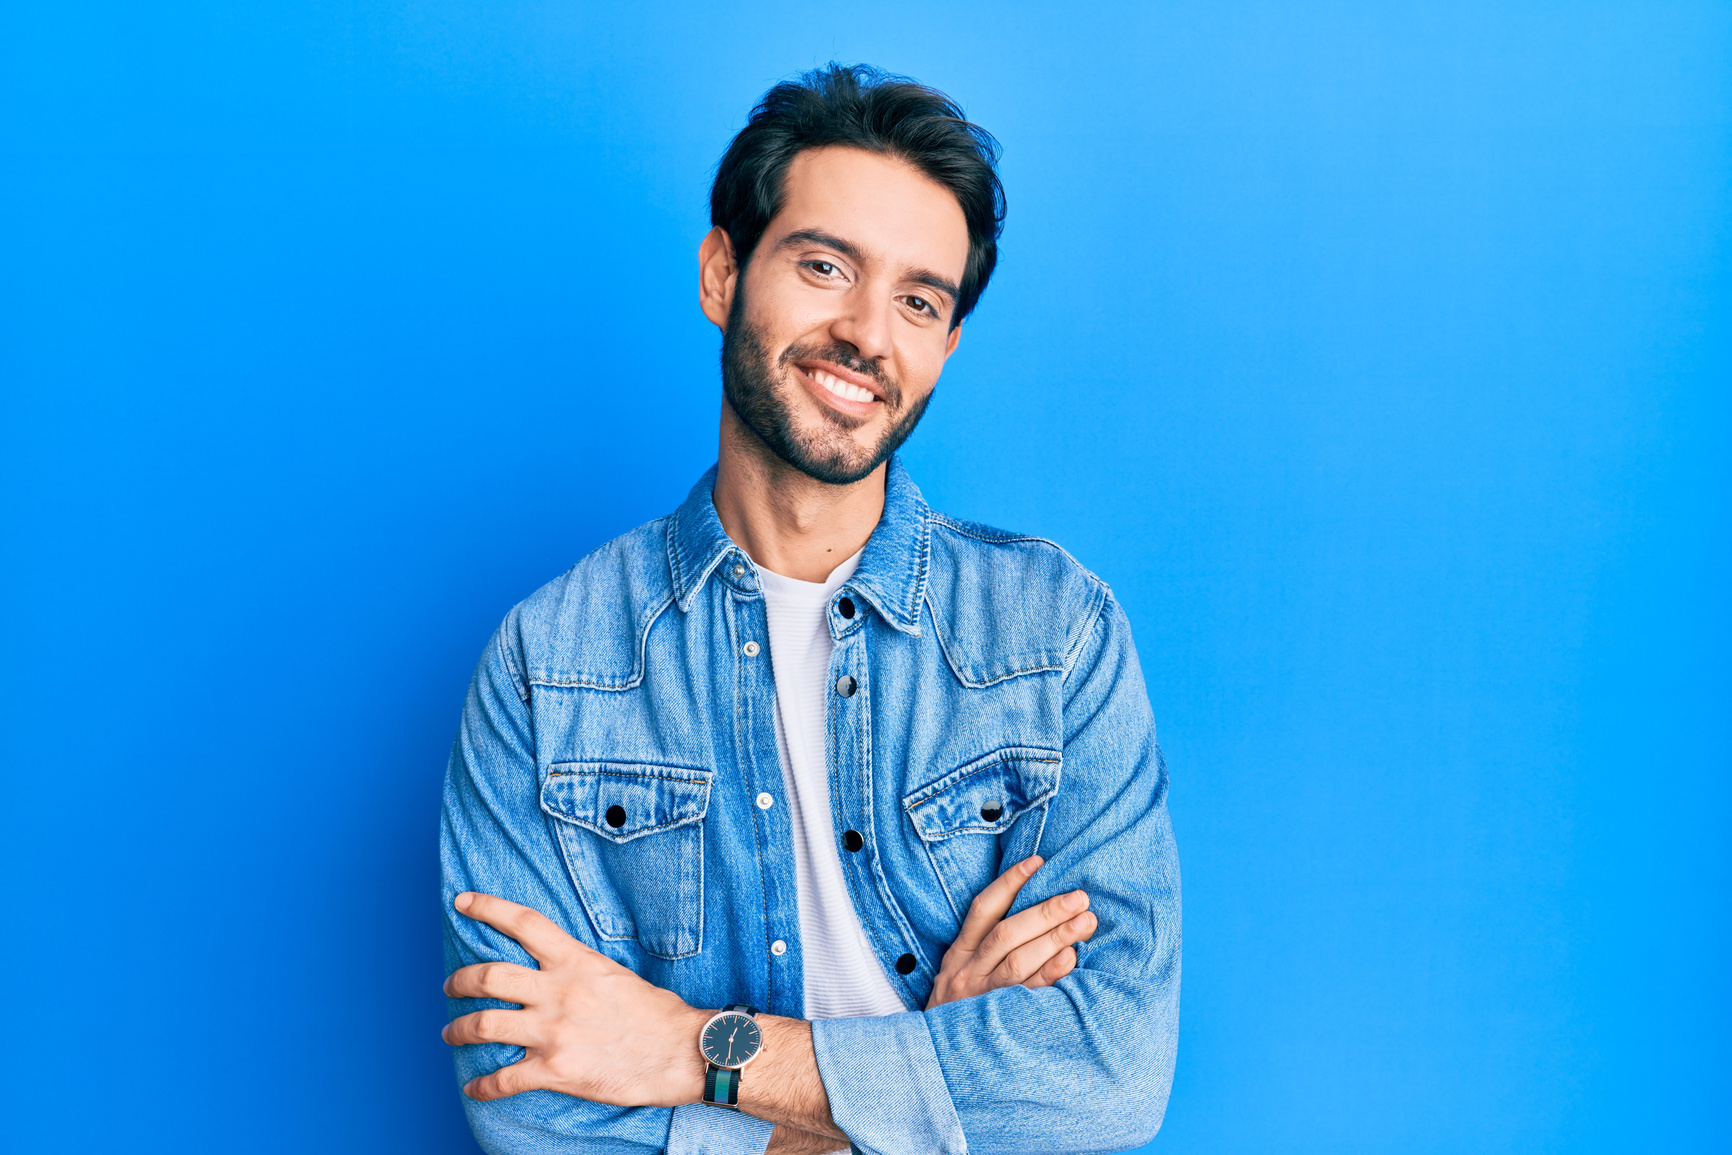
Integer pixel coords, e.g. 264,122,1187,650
927,512,1054,545
1062,582,1112,680
546,817,636,943
676,820,704,960
904,507,930,629
547,766,713,784
922,839,965,925
901,746,1064,809
666,508,689,603
922,588,1066,688
834,631,901,993
496,625,531,704
929,513,1109,588
1030,797,1052,860
855,646,934,986
927,514,1113,680
542,810,708,839
526,589,676,690
910,785,1060,843
727,589,778,1002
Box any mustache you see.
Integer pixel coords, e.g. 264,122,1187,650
778,341,901,407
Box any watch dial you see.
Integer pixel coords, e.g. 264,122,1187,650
700,1013,762,1068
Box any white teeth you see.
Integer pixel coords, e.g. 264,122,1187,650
812,368,875,404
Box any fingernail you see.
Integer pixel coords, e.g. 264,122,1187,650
455,893,473,912
1026,856,1044,873
1064,890,1087,912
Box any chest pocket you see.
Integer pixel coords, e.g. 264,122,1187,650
903,746,1062,921
541,761,711,960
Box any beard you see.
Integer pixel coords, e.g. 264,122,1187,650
720,289,933,486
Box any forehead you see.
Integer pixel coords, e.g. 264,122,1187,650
773,146,969,283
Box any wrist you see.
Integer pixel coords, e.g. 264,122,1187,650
663,1000,713,1106
737,1015,844,1141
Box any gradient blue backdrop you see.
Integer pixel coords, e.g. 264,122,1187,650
2,4,1727,1152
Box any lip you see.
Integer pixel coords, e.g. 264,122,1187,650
792,359,885,417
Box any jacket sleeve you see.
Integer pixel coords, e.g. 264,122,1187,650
441,613,775,1155
810,591,1181,1155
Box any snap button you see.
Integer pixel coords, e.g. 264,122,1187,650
838,596,855,619
742,641,760,657
732,564,746,578
771,939,787,956
895,953,917,975
842,829,864,852
834,675,857,698
605,804,626,829
756,792,774,810
980,802,1003,822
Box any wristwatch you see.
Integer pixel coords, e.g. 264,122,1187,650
698,1004,763,1108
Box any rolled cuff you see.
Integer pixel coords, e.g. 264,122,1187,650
665,1102,775,1155
811,1012,967,1155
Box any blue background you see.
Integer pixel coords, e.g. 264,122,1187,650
2,3,1727,1152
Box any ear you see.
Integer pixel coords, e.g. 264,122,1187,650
943,321,962,360
699,226,739,330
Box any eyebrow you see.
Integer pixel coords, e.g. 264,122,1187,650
774,227,961,310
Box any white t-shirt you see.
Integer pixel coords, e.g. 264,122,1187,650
758,550,908,1020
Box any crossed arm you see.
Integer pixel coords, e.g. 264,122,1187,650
442,854,1097,1153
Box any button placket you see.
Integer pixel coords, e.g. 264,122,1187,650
827,628,924,1000
726,580,795,1010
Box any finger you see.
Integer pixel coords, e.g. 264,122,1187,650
1022,945,1078,989
989,909,1096,988
464,1055,552,1101
442,1007,540,1049
454,892,580,967
952,857,1043,954
444,960,542,1002
971,888,1089,977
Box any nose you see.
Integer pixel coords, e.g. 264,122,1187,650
828,283,893,365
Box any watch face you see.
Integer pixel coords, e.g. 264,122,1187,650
700,1012,762,1069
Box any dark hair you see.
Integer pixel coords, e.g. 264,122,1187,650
710,63,1005,328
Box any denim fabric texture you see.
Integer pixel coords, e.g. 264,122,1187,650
441,458,1181,1155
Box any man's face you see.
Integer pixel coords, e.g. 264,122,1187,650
715,146,970,485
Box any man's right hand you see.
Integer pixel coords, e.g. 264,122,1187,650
925,856,1096,1009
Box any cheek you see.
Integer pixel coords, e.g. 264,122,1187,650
896,335,952,400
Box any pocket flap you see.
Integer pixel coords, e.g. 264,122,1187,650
903,747,1061,842
541,761,713,844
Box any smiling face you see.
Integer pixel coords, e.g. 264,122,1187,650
705,146,970,485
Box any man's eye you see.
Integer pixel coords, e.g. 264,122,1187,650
906,295,932,315
808,260,837,276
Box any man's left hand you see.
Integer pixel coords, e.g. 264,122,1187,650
441,892,708,1105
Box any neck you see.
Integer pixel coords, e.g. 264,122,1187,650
712,402,885,582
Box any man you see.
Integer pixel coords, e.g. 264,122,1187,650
440,64,1180,1155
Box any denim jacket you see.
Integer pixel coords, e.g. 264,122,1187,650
441,458,1180,1155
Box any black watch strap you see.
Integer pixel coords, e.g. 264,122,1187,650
701,1005,761,1109
703,1063,741,1108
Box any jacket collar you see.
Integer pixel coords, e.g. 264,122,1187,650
666,456,930,636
